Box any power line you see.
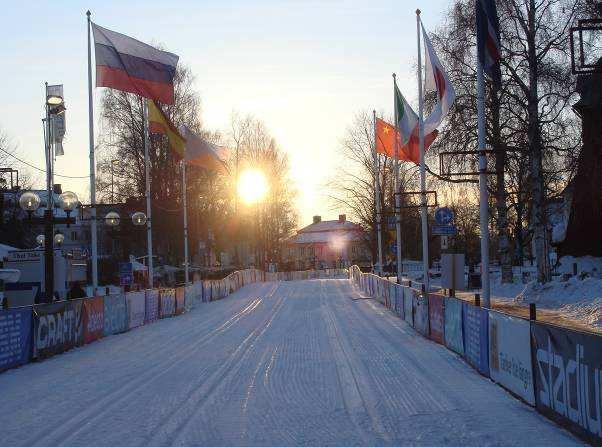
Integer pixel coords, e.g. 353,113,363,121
0,147,90,179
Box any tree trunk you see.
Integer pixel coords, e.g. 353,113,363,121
527,0,550,283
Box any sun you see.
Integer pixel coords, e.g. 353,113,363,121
238,169,268,205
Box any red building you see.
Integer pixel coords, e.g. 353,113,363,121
283,215,369,270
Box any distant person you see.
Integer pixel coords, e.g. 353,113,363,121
67,282,86,300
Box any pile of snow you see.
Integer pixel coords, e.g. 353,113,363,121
555,255,602,277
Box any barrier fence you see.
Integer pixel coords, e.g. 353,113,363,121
349,265,602,446
0,268,347,375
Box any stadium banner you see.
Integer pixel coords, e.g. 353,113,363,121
0,307,32,373
412,289,429,337
531,321,602,444
175,287,185,315
488,311,535,405
184,285,194,311
104,293,128,336
126,291,146,330
145,289,159,324
403,287,413,326
428,294,445,344
160,289,176,318
83,296,104,344
462,302,489,376
34,300,83,359
444,297,464,355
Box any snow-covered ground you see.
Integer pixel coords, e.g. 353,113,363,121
1,280,581,446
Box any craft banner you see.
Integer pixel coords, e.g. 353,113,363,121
412,289,429,337
531,322,602,444
126,291,146,329
160,289,176,318
83,297,104,344
428,294,445,344
104,293,128,336
0,307,32,373
444,297,464,355
145,289,159,324
403,287,413,326
175,287,185,315
34,300,83,359
488,311,535,405
462,303,489,376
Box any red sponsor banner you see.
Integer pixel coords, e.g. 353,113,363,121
175,287,185,315
83,297,104,344
428,293,445,344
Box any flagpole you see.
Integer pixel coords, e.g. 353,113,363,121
372,110,383,274
477,60,490,307
182,160,189,285
392,74,403,284
86,11,99,292
416,10,429,292
143,100,154,288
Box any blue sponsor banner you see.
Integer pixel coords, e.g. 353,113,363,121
444,297,464,355
403,287,413,326
412,289,429,337
0,308,32,373
462,302,489,376
104,293,128,336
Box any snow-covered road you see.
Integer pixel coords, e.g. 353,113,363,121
1,280,582,446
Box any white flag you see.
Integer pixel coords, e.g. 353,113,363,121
422,23,455,136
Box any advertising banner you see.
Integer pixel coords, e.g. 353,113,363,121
428,294,445,344
0,308,32,373
462,303,489,376
444,297,464,355
34,300,83,359
403,287,413,326
531,322,602,444
83,297,104,344
395,285,404,320
184,285,194,312
104,293,128,336
126,291,146,330
160,289,175,318
145,289,159,324
412,289,429,337
488,311,535,405
175,287,185,315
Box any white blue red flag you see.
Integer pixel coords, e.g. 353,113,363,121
476,0,501,86
91,23,179,105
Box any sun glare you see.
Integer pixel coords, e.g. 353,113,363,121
238,169,268,205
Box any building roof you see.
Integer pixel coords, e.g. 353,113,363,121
286,219,364,245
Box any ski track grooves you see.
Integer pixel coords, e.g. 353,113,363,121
26,283,279,447
145,282,290,447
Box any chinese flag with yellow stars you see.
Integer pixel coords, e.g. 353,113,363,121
375,117,437,165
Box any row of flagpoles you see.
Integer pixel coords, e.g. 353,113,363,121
85,11,224,290
373,3,501,306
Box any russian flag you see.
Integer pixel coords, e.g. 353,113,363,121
92,23,178,105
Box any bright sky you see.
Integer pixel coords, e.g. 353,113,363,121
0,0,449,227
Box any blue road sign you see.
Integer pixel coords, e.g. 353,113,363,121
435,207,454,225
390,243,397,255
432,224,457,236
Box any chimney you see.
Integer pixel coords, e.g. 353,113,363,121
313,215,321,224
53,184,62,195
338,214,346,223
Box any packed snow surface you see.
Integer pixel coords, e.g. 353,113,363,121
1,280,581,446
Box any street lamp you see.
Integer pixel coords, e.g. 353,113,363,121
105,211,121,227
131,211,147,226
18,188,77,302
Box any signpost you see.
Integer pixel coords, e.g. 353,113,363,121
435,207,454,225
432,224,457,236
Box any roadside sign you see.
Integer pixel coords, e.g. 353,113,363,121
390,243,397,255
435,207,454,225
432,224,457,236
118,262,133,286
441,235,449,250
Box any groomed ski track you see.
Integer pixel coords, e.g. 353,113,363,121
1,279,582,446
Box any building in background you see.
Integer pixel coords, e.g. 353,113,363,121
283,214,369,270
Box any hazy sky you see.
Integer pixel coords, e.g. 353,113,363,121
1,0,450,226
